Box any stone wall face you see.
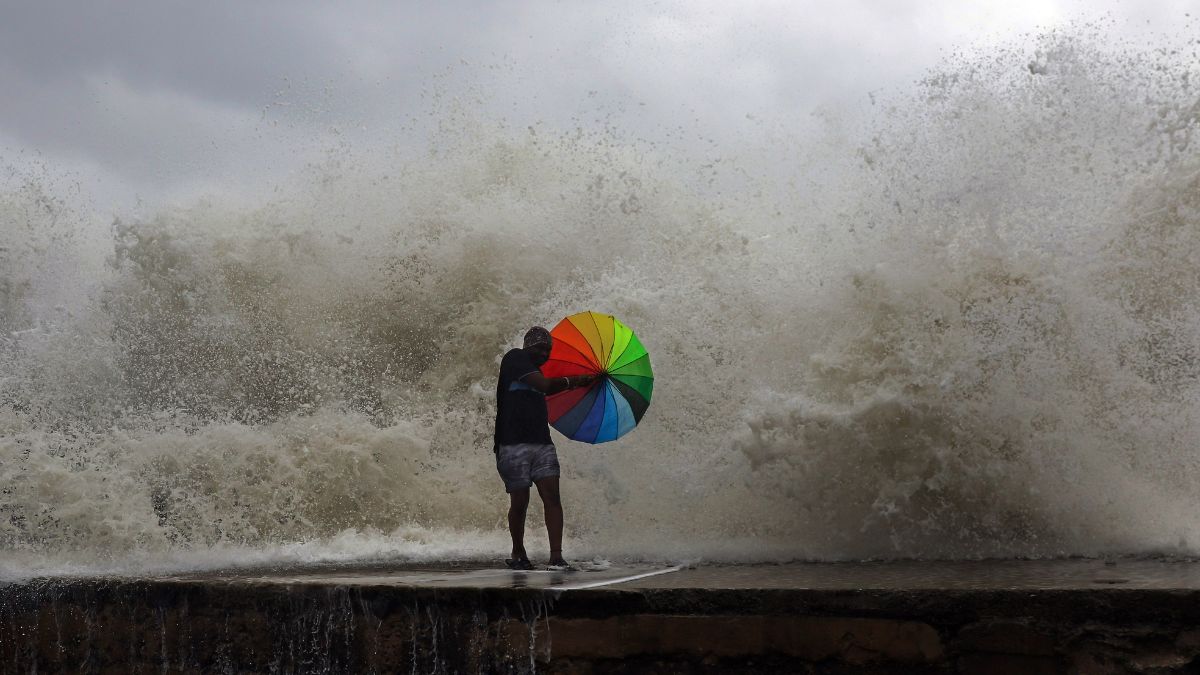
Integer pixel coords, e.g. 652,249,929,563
2,579,1200,673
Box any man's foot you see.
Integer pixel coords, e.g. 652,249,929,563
505,557,534,570
546,558,575,571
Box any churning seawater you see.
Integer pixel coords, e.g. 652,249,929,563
1,28,1199,578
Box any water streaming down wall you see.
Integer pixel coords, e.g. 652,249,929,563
1,28,1199,575
0,578,559,672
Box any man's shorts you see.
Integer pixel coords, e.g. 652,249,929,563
496,443,560,493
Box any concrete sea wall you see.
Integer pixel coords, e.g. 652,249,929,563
2,564,1200,673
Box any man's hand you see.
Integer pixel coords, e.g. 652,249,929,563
572,373,599,388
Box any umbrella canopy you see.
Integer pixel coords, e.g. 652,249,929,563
541,311,653,444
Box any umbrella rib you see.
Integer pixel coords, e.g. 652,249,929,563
609,377,651,422
597,382,620,442
549,341,603,372
575,381,608,443
610,354,652,377
584,311,607,366
556,317,601,365
551,384,600,438
610,335,647,371
607,324,631,368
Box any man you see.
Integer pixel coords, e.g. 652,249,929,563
495,326,596,570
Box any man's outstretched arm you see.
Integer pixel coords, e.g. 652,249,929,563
520,372,597,395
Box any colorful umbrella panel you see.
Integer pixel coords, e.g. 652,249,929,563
541,311,653,444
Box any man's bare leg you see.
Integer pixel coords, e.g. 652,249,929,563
508,488,530,563
534,476,565,566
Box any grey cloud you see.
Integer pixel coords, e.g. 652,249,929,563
2,1,421,106
0,0,1188,206
0,1,519,188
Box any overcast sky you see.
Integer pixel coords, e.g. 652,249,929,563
1,0,1195,211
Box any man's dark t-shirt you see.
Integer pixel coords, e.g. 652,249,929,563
494,348,552,449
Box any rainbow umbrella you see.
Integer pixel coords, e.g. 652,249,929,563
541,311,653,444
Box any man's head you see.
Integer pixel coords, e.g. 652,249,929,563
523,326,552,365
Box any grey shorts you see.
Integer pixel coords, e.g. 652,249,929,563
496,443,560,493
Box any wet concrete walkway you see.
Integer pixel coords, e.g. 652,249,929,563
5,559,1200,672
161,561,687,592
159,557,1200,591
